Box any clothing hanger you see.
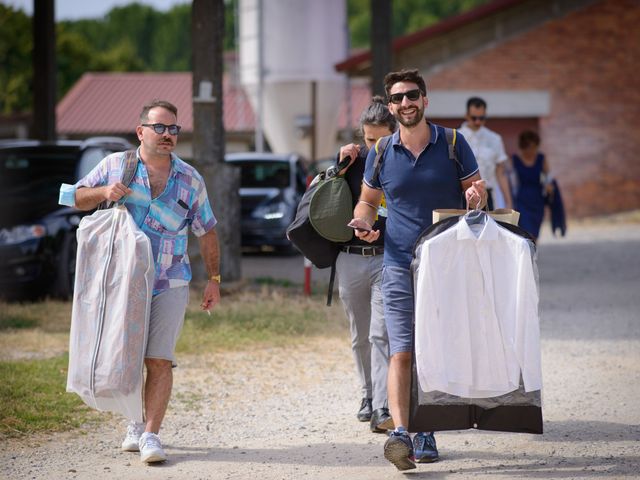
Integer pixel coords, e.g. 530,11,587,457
464,198,488,226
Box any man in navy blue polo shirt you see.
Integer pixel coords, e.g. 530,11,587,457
351,69,487,471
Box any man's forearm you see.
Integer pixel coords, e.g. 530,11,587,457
354,200,377,227
74,186,107,211
198,228,220,278
496,165,513,208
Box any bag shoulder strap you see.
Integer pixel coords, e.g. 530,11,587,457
120,149,139,188
326,261,336,306
444,127,464,177
99,149,138,210
371,135,392,185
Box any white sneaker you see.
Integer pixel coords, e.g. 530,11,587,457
121,421,145,452
139,432,167,463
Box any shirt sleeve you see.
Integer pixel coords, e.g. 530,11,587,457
189,173,217,237
76,153,124,189
455,133,480,181
59,153,117,206
362,145,382,189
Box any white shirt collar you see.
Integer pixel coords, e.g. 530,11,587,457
456,213,500,241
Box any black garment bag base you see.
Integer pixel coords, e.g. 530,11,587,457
408,351,543,434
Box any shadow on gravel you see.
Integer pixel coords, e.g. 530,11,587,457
131,438,639,479
161,442,378,467
437,455,640,479
538,420,640,442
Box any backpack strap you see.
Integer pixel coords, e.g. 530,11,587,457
326,261,336,306
99,149,138,210
444,127,464,177
120,149,139,188
371,135,391,185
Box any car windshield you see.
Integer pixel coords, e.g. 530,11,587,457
237,161,290,189
0,148,78,227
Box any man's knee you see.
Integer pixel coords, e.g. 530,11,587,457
390,351,412,368
145,358,172,372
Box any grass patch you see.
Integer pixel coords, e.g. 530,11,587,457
0,300,72,332
0,354,98,438
177,288,346,353
0,287,347,438
0,315,38,330
252,276,295,288
0,300,73,359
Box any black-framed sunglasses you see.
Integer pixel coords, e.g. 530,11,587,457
469,115,486,122
141,123,182,135
388,89,422,104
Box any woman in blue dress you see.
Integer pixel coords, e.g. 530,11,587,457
511,130,554,241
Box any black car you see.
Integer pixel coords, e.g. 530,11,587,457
0,137,133,300
225,152,310,251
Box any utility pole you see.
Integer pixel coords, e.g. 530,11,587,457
32,0,56,140
370,0,392,97
192,0,242,282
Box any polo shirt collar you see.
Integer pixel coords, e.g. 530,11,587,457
391,119,439,147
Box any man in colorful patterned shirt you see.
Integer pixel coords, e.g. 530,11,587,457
63,99,220,463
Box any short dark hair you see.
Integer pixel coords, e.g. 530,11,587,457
518,130,540,149
358,95,397,136
139,99,178,123
466,96,487,112
383,69,427,99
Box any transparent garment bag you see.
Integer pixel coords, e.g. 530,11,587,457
67,206,154,422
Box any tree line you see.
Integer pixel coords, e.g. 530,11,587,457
0,0,487,115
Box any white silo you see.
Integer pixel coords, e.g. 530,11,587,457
239,0,348,160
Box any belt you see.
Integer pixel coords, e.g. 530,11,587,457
341,245,384,256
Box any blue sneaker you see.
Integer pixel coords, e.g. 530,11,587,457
413,432,439,463
383,431,416,471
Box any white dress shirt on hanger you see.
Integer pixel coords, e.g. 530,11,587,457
414,215,541,398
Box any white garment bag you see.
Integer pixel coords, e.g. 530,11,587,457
67,205,154,422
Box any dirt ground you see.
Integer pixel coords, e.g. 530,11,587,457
2,213,639,480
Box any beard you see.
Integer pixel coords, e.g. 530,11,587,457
396,103,425,128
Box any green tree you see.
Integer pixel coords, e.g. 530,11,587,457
1,0,490,116
103,4,161,68
0,5,32,113
348,0,491,48
149,3,191,71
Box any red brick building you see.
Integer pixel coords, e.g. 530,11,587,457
337,0,640,217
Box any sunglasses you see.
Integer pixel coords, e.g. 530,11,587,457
142,123,182,135
469,116,486,122
388,89,422,104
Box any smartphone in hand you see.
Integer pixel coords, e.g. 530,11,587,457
347,218,372,233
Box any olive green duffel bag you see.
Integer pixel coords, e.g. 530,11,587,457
308,164,354,243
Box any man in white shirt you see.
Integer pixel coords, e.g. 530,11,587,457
458,97,513,210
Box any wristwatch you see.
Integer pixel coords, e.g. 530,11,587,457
209,274,221,284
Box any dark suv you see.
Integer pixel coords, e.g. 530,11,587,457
225,152,310,251
0,137,133,300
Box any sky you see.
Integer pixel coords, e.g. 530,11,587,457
3,0,189,20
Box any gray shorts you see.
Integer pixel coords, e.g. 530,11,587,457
146,286,189,365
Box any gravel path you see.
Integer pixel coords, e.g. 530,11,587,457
2,216,639,480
